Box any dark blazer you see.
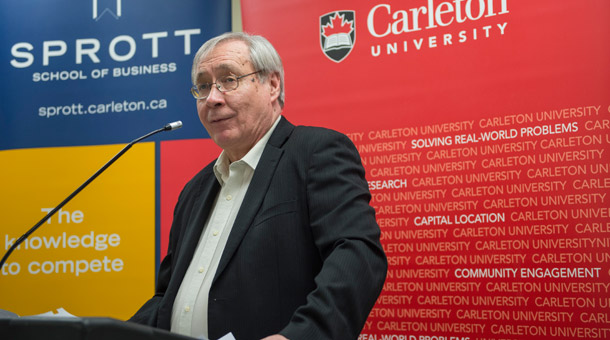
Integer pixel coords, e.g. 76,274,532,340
130,117,387,340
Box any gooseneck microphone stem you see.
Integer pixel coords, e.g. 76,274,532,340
0,121,183,272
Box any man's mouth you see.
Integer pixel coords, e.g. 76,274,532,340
210,115,233,123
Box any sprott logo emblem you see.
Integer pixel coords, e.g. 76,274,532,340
93,0,122,21
319,11,356,63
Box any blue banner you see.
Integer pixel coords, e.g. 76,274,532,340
1,0,231,150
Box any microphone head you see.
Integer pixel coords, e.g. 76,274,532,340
165,121,183,131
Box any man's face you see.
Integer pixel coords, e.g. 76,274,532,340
195,40,280,161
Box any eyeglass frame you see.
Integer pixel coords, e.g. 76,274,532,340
190,70,261,100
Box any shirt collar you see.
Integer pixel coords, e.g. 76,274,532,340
213,115,281,185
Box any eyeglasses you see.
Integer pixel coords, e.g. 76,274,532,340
191,71,261,100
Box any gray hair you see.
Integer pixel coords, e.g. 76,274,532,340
191,32,285,108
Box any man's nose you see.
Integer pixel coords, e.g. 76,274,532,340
205,85,225,106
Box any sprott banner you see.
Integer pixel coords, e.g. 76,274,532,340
0,0,230,319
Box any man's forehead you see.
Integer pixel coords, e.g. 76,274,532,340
199,41,251,71
199,63,238,74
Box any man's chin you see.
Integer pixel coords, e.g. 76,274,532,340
211,131,239,149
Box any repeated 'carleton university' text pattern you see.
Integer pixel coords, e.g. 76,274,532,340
349,104,610,340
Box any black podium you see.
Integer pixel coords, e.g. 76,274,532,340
0,317,202,340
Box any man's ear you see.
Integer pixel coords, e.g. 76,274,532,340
267,71,281,102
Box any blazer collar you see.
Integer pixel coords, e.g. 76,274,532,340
266,115,294,149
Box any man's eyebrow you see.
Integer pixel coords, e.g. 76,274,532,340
195,64,239,83
195,72,211,84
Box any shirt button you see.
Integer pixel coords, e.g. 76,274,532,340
198,267,204,273
226,194,232,201
213,230,219,236
184,306,190,312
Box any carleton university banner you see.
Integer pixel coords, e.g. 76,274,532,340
0,1,230,319
242,0,610,339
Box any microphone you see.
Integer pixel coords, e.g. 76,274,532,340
0,121,183,271
164,121,183,131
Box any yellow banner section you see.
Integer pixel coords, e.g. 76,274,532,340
0,143,155,319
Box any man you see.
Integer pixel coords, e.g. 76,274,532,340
130,32,387,340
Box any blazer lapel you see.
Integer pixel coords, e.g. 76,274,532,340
213,117,294,282
158,168,220,329
175,174,221,275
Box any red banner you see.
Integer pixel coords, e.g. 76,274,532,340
242,0,610,339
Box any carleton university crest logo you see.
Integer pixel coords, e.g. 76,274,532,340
320,11,356,62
